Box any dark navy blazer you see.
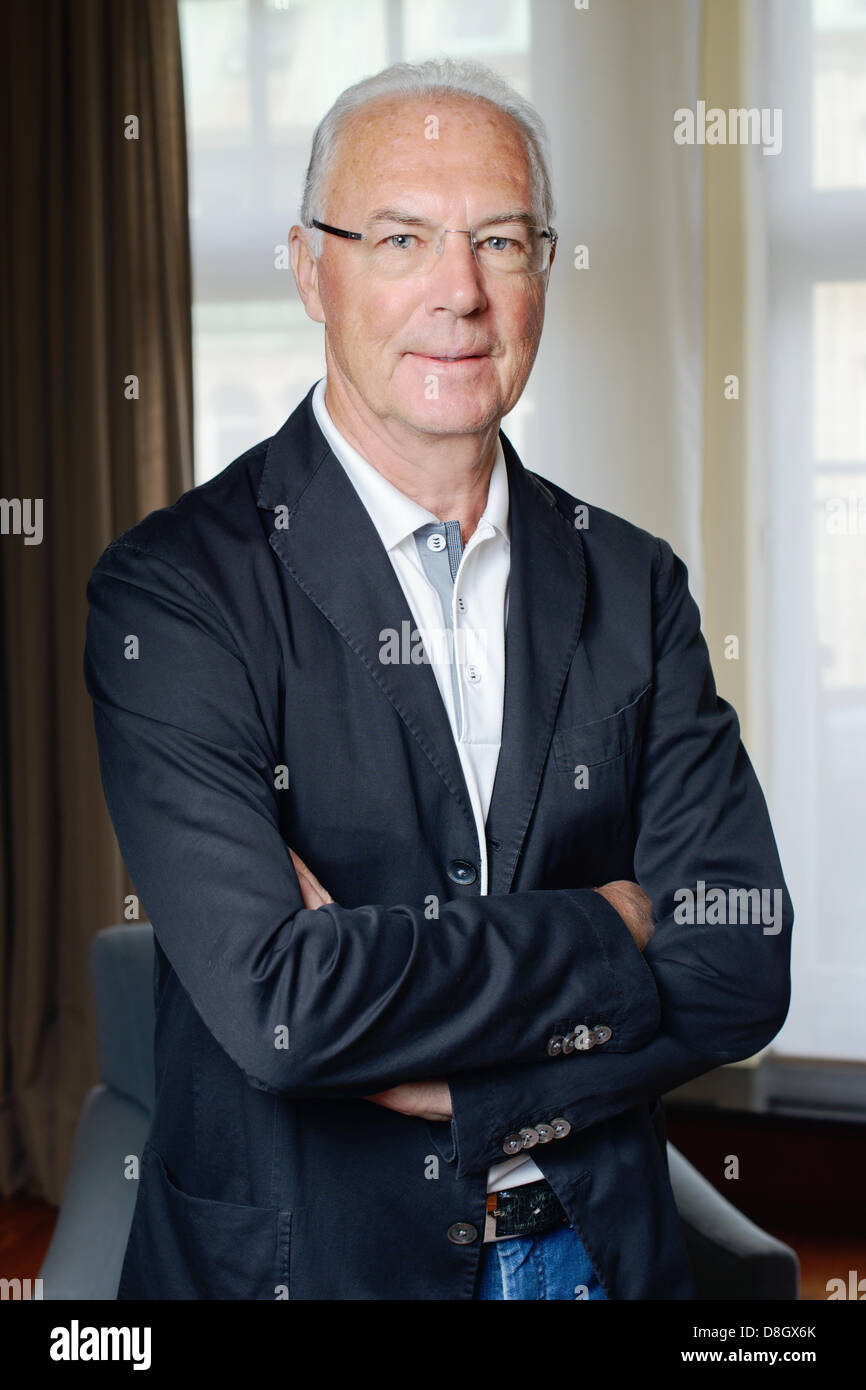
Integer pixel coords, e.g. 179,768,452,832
84,384,793,1300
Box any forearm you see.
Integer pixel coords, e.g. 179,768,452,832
443,961,790,1178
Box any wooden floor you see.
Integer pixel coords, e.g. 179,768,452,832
666,1105,866,1301
0,1195,58,1288
772,1233,866,1301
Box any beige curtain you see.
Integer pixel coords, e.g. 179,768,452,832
0,0,193,1202
701,0,769,1072
700,0,753,741
530,0,705,598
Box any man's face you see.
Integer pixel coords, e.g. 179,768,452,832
295,95,554,440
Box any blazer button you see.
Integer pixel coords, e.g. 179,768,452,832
502,1132,524,1156
519,1127,540,1148
551,1116,572,1139
561,1031,576,1055
593,1024,612,1044
447,1221,478,1244
574,1025,594,1051
446,860,477,885
546,1035,564,1057
535,1123,555,1143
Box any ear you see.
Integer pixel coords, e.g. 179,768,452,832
289,225,325,324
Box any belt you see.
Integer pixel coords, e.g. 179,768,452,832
483,1178,569,1244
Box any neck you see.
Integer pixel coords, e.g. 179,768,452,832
322,369,499,545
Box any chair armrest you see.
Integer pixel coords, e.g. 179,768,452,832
667,1141,800,1300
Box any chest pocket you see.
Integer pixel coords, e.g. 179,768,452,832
552,681,653,771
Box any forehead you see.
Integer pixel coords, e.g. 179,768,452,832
324,94,536,218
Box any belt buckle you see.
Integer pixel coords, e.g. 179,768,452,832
483,1182,565,1243
484,1192,506,1243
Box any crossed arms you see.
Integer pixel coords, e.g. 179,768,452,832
289,848,655,1122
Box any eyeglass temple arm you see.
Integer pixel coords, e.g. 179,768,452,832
310,220,364,240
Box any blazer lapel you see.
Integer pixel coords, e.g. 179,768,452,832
485,436,588,893
257,388,476,830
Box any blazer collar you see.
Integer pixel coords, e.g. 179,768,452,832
257,385,587,891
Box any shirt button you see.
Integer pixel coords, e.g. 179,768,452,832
551,1117,572,1140
546,1035,564,1057
427,533,447,552
519,1127,540,1148
446,859,477,885
502,1132,524,1156
447,1221,479,1244
464,665,481,683
535,1123,555,1143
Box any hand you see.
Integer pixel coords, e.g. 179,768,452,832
289,848,334,908
364,1078,453,1122
593,879,655,952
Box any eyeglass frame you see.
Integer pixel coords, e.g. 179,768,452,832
308,218,558,276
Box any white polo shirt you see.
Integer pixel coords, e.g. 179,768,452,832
312,378,542,1192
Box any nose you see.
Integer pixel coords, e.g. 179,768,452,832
423,229,487,316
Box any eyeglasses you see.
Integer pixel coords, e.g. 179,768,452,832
309,218,557,278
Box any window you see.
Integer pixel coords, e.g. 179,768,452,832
760,0,866,1060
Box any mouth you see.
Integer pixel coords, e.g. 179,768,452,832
408,352,488,365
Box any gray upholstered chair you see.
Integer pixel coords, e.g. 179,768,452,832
39,925,154,1300
39,923,799,1299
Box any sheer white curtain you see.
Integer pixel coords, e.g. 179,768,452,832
529,0,704,588
181,0,705,584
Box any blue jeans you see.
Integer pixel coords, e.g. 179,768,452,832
474,1223,608,1300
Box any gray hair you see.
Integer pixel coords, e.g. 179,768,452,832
299,58,555,256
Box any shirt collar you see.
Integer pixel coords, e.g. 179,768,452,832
312,377,509,553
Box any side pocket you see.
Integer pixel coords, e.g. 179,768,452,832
119,1142,291,1300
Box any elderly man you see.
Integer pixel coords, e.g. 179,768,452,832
85,58,793,1301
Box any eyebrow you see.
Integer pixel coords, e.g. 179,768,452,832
364,207,542,228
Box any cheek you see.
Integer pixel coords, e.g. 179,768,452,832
497,292,544,352
332,288,416,355
319,271,378,333
518,293,546,342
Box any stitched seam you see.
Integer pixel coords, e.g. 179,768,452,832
534,1237,546,1299
276,547,477,830
95,541,234,632
552,680,654,766
258,431,332,514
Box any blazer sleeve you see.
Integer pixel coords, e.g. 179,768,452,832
84,539,660,1098
443,536,793,1177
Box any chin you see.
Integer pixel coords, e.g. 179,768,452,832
393,389,503,437
403,404,501,437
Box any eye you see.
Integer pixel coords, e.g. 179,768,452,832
481,236,515,253
383,232,418,251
